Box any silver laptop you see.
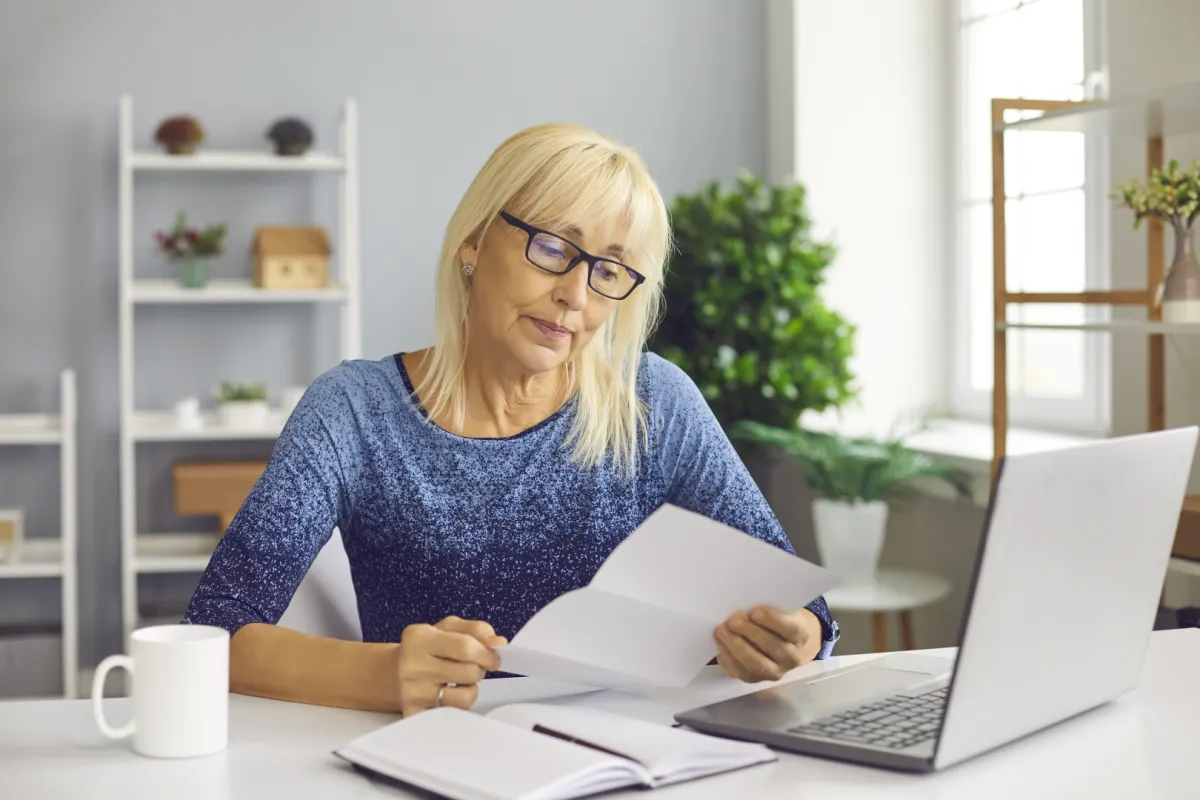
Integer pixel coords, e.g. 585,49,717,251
676,427,1198,772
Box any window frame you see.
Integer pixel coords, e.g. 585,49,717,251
949,0,1111,436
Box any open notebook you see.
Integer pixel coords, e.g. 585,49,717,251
335,703,776,800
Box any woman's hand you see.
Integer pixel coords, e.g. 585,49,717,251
396,616,507,716
714,606,821,683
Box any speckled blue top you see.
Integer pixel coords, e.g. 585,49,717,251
184,352,839,664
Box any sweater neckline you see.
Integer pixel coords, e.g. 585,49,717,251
391,353,573,442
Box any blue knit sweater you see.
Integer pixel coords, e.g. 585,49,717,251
184,352,839,664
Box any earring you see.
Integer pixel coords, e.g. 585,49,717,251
462,263,475,277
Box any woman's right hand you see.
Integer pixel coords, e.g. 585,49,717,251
396,616,507,716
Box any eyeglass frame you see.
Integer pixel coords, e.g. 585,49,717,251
498,211,647,301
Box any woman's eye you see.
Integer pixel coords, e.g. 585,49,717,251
532,236,567,260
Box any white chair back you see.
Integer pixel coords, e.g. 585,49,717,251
277,528,362,641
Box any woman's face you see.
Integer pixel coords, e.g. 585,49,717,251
459,211,631,376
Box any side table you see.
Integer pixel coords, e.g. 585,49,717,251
824,568,952,652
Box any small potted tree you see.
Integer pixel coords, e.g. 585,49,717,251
648,172,856,433
216,382,270,429
731,421,973,583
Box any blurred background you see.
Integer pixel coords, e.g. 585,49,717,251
3,0,1200,699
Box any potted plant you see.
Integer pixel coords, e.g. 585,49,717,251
730,420,973,583
648,171,856,433
154,212,227,289
215,382,270,428
1114,159,1200,322
154,115,205,155
266,117,314,156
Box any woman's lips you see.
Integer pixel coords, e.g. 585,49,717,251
529,317,570,341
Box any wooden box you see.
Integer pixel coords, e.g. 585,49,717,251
172,461,268,534
0,508,23,564
252,226,330,290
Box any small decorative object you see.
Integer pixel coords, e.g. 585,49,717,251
173,397,203,431
266,116,314,156
0,508,24,564
1114,159,1200,323
153,115,205,155
280,385,307,418
730,420,972,583
155,212,228,289
252,226,331,290
173,461,269,536
215,382,270,428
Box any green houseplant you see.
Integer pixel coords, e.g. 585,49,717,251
1113,159,1200,322
731,420,972,582
215,382,270,429
648,172,856,432
154,212,228,289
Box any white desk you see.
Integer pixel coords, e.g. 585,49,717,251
2,630,1198,799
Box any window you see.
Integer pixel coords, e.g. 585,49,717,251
953,0,1109,433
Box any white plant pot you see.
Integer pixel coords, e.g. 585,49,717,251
812,498,888,584
218,400,269,428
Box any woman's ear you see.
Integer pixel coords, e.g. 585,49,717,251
458,239,480,270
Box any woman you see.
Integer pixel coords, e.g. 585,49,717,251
184,123,839,717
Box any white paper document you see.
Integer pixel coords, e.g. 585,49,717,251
497,504,837,689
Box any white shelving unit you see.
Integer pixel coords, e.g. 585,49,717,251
117,95,362,640
0,369,78,697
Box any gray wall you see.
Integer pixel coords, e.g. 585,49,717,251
0,0,770,679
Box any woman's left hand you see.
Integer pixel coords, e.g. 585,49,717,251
714,606,820,683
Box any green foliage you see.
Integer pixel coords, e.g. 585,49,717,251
154,212,227,260
729,420,974,505
648,172,856,431
216,382,268,403
1113,159,1200,229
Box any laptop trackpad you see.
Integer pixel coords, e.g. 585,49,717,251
804,667,933,705
680,654,953,729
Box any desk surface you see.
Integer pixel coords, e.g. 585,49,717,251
2,630,1198,799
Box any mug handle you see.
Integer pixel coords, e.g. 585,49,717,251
92,654,135,740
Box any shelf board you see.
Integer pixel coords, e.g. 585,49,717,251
998,80,1200,137
135,533,218,573
996,320,1200,335
133,410,286,442
0,539,64,579
0,414,62,446
130,149,345,172
131,279,348,304
1168,557,1200,578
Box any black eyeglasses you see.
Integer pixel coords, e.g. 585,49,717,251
499,211,646,301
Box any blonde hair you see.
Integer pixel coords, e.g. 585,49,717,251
417,123,670,475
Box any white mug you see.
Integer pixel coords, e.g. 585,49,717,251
91,624,230,758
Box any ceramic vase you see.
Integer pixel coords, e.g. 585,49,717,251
217,400,269,429
178,257,211,290
812,498,888,584
1161,222,1200,323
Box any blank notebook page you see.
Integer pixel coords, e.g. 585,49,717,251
336,707,642,800
488,703,776,786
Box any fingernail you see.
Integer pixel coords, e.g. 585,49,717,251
752,609,765,622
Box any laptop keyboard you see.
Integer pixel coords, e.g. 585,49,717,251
787,686,949,750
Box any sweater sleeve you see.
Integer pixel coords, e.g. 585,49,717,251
646,354,839,659
182,368,356,638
